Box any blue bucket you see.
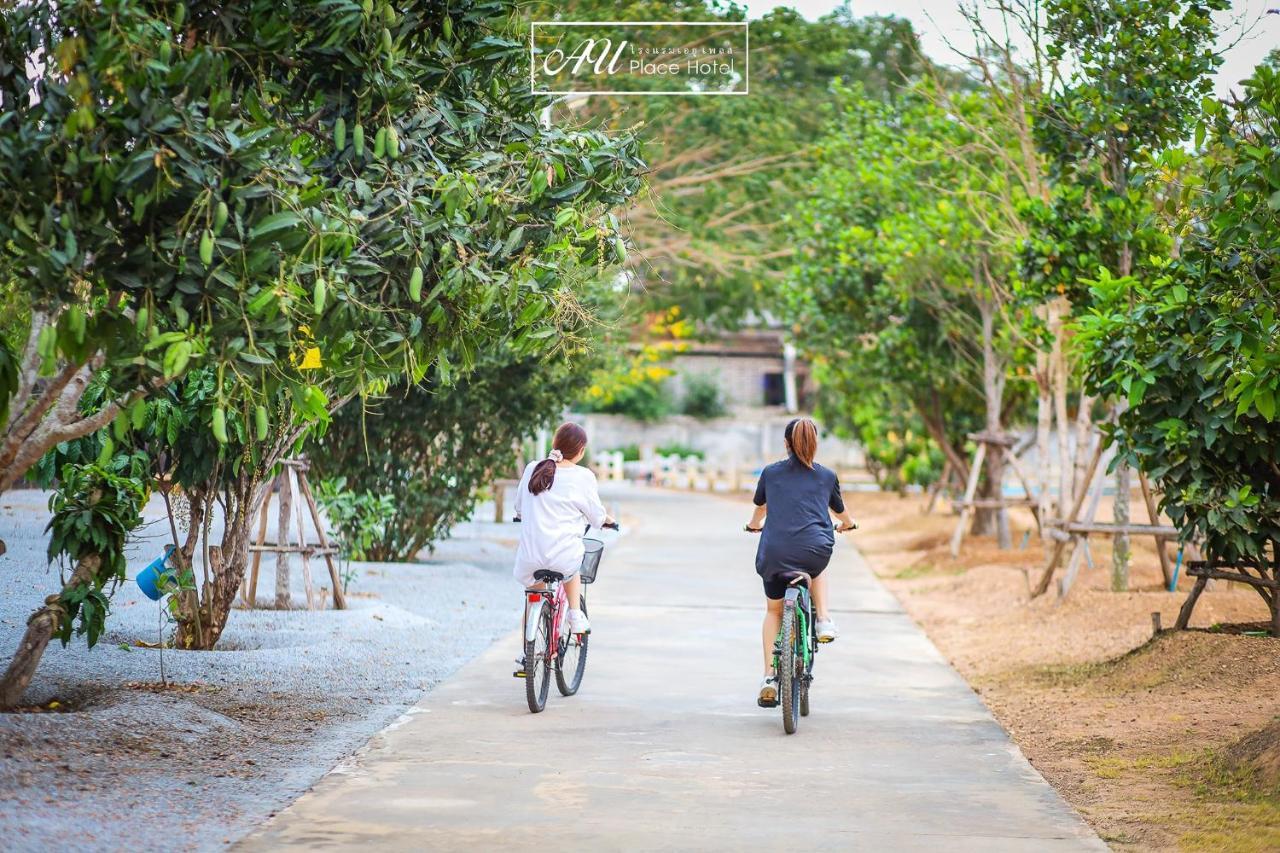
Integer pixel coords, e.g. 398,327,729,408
136,545,177,601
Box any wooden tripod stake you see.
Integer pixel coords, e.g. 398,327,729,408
242,459,346,611
950,432,1041,557
1033,437,1179,598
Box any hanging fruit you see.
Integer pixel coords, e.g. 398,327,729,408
211,407,228,444
409,266,423,301
314,277,328,314
199,228,214,265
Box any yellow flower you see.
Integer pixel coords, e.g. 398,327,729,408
299,347,322,370
644,365,671,381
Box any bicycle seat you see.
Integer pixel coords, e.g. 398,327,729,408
787,572,813,587
532,569,565,583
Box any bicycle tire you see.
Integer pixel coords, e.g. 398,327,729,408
780,598,800,734
525,601,553,713
555,598,589,696
801,603,812,717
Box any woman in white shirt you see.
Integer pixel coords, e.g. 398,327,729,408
513,422,615,633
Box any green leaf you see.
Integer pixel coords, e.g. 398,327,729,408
1255,390,1276,422
249,211,303,240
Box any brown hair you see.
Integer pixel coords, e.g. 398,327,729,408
784,417,819,469
528,422,589,495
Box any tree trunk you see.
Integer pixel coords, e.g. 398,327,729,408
972,297,1009,547
0,554,101,710
1034,305,1054,540
275,472,292,609
1112,401,1131,592
1050,298,1072,518
915,393,970,489
1073,392,1094,501
175,475,263,649
1108,138,1134,591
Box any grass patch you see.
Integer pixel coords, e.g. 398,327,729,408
893,561,967,580
1086,750,1198,780
1097,744,1280,852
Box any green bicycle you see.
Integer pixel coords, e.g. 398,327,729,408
761,571,824,734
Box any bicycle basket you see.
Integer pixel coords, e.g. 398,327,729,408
579,537,604,584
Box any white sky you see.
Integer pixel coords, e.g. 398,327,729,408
746,0,1279,98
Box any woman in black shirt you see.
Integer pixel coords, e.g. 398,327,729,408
745,418,856,704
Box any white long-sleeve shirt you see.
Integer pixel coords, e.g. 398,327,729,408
512,461,608,587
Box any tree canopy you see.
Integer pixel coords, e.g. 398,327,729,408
1078,64,1280,566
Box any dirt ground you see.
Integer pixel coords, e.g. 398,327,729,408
846,490,1280,853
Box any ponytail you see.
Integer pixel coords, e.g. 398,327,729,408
527,458,558,496
528,422,588,495
785,417,818,469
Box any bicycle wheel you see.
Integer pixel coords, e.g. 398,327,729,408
525,602,553,713
555,598,589,696
800,673,810,717
779,598,801,734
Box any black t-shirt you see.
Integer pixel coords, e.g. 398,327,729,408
752,456,845,578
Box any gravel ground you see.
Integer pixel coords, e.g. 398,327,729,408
0,488,525,852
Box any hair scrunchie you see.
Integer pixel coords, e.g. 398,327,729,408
548,448,564,462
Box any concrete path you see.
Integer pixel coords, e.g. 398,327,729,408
240,488,1105,852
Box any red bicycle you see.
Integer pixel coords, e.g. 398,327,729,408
514,522,617,713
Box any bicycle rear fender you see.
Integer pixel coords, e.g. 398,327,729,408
524,597,546,643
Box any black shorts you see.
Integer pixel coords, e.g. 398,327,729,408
763,567,825,601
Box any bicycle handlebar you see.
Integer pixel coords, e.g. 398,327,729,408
516,517,619,533
745,522,858,533
586,521,620,534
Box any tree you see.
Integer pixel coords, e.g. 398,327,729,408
140,0,640,652
0,0,643,706
786,84,1030,541
1034,0,1227,589
535,1,929,325
0,0,314,497
813,363,944,493
1076,64,1280,631
311,345,599,561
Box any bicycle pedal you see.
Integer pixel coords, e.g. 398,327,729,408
512,670,527,679
817,636,835,644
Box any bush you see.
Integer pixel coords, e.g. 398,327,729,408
313,477,396,590
310,348,593,560
585,377,673,422
680,373,727,420
655,443,704,460
606,444,642,462
814,369,945,492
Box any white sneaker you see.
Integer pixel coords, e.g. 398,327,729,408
568,609,590,634
758,677,778,704
816,618,839,643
